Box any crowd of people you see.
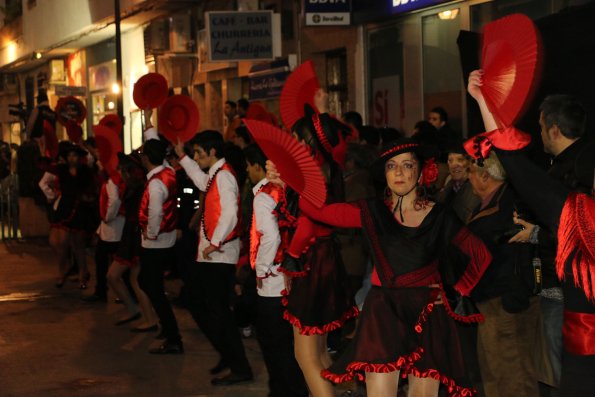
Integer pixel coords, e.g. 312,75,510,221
20,67,594,397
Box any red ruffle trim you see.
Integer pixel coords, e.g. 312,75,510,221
281,289,359,335
112,255,140,267
321,347,424,383
278,266,309,278
407,367,477,397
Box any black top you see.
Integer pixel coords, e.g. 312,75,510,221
467,184,535,310
360,199,464,287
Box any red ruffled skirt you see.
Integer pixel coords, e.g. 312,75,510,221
282,236,359,335
112,221,140,267
321,286,476,397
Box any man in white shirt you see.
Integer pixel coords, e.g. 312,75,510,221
138,139,182,354
174,131,253,385
245,145,308,397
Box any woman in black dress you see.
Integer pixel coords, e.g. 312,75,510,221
269,138,492,397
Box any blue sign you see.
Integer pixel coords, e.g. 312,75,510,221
249,71,289,100
390,0,452,14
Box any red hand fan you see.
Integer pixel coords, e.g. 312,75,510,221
280,60,320,130
55,96,87,125
243,119,327,208
480,13,541,127
94,124,123,175
246,102,275,125
158,95,200,143
99,114,123,134
133,73,168,109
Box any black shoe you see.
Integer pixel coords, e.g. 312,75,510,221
211,372,253,386
81,294,107,303
114,298,124,304
209,359,229,375
148,341,184,355
131,324,159,333
114,312,141,326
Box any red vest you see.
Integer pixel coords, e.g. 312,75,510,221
249,183,288,270
138,167,178,234
202,162,242,246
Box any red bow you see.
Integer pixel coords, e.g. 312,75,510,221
463,127,532,162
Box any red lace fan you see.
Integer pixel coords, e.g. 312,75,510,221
94,124,123,174
243,119,327,208
280,60,320,129
481,13,541,127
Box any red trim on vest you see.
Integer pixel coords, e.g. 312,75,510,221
249,183,286,270
202,163,242,247
563,310,595,356
138,167,178,235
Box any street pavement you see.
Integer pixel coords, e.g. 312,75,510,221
0,239,298,397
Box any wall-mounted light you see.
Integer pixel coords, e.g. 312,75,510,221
438,9,459,20
111,83,120,94
107,101,115,110
35,52,42,59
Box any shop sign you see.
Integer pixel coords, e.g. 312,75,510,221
305,0,351,26
207,11,274,61
390,0,451,14
249,70,289,99
55,85,87,97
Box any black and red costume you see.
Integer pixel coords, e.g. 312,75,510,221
279,110,359,335
298,197,492,397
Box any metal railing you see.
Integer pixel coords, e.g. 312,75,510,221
0,174,19,240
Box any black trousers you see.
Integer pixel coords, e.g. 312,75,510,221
256,296,308,397
139,247,180,343
186,261,252,375
94,239,119,297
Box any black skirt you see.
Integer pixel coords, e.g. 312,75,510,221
282,236,359,335
112,220,141,266
322,286,476,397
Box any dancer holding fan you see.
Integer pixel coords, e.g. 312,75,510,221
244,87,358,397
265,136,492,397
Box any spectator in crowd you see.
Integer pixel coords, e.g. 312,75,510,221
358,125,380,148
466,152,541,397
237,98,250,118
232,126,252,150
427,107,462,162
437,143,480,224
224,100,242,142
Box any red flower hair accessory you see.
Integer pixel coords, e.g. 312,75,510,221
421,158,438,186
